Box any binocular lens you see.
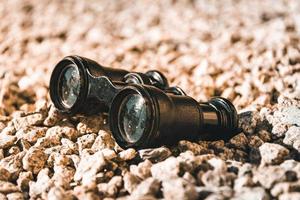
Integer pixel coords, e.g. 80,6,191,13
118,93,151,143
58,64,81,108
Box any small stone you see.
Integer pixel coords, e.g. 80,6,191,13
0,167,11,181
139,147,172,162
0,134,17,149
52,165,75,188
77,115,104,135
257,130,272,142
101,148,117,160
17,171,33,191
77,133,97,152
74,151,107,186
207,158,227,172
234,176,254,190
238,111,260,135
46,125,78,141
279,192,300,200
281,106,300,126
253,166,287,189
272,122,289,137
29,168,53,198
1,124,16,136
259,143,289,165
228,132,249,150
60,138,78,155
131,178,160,198
130,160,153,180
248,135,264,148
47,186,74,200
105,176,123,197
119,148,136,161
22,147,48,174
123,172,141,194
0,152,25,180
178,140,208,154
8,146,21,155
232,187,269,200
6,192,24,200
43,105,64,126
151,157,180,181
162,178,198,200
97,176,122,197
271,182,300,197
16,127,47,144
91,130,115,151
12,113,44,130
0,181,19,194
0,149,4,160
283,126,300,150
182,172,197,184
201,170,236,187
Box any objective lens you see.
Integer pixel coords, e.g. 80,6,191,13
118,94,150,143
59,64,81,108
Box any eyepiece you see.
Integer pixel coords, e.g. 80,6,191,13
109,85,239,149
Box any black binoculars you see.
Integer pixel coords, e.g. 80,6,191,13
50,55,239,149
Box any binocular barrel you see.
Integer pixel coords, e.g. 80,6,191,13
109,85,238,149
49,55,169,115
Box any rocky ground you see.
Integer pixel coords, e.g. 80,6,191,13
0,0,300,199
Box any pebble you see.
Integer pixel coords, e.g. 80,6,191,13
283,126,300,152
162,178,198,200
238,111,260,135
73,151,107,185
130,160,152,180
232,187,270,200
279,192,300,200
91,130,115,151
123,172,141,194
131,177,160,198
118,148,137,161
139,147,172,162
0,181,19,194
22,147,48,174
12,113,45,130
259,143,289,165
0,134,17,149
151,157,180,181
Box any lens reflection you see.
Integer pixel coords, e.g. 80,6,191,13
59,64,81,107
118,94,150,143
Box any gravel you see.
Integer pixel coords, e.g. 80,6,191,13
1,0,300,199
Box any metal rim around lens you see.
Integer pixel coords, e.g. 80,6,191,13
49,56,88,114
109,85,157,149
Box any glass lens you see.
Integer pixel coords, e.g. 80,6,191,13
59,64,81,107
118,93,150,143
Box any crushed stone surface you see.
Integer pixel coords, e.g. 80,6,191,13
0,0,300,199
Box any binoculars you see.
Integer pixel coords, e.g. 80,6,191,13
50,55,239,149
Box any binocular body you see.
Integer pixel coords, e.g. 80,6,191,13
50,55,239,149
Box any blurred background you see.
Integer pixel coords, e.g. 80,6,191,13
0,0,299,114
